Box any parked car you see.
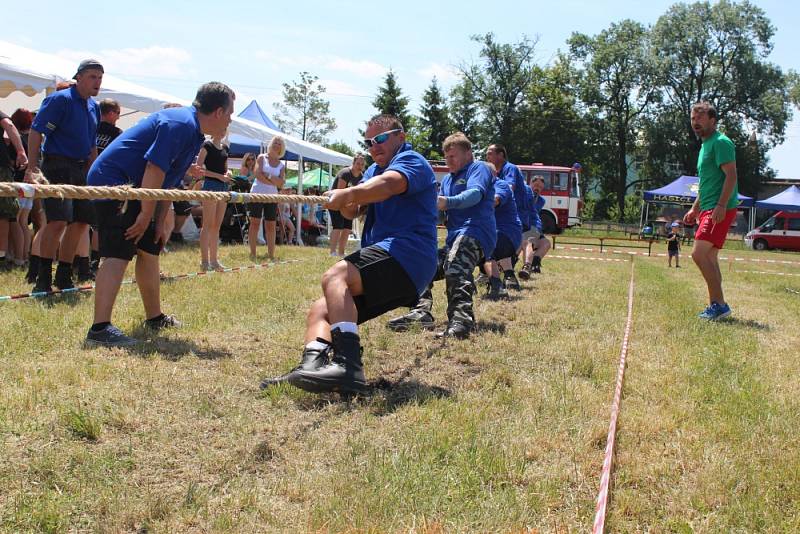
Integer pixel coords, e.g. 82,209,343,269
744,211,800,251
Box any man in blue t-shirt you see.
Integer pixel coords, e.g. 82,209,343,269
261,114,438,395
85,82,235,347
519,176,552,278
387,132,495,340
485,177,523,296
27,59,103,293
487,143,528,219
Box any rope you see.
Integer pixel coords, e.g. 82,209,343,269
0,259,302,303
593,260,635,534
0,183,329,204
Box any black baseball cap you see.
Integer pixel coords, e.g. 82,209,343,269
74,59,104,79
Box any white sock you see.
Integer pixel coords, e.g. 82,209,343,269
305,340,329,351
331,321,358,335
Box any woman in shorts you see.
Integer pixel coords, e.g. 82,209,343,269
198,132,232,271
247,137,286,260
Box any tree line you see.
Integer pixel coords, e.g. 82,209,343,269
273,0,795,221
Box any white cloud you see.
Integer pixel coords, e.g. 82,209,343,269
318,79,370,97
418,62,459,84
56,46,194,79
325,58,387,79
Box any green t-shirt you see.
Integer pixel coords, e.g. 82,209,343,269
697,130,738,211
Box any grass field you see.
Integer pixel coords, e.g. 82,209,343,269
1,238,799,533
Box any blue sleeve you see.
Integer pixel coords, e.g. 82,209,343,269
465,161,491,196
446,188,482,210
387,152,434,195
31,93,67,135
494,180,513,206
144,119,190,175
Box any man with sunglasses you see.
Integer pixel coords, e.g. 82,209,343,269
260,115,438,394
387,132,495,339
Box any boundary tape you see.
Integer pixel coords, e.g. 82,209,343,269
554,244,800,266
733,269,800,278
0,259,302,303
550,254,627,263
592,260,636,533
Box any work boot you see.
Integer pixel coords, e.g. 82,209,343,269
518,263,532,280
532,256,542,274
487,276,508,300
386,309,435,332
435,321,472,340
25,255,40,284
76,256,93,283
260,340,331,389
289,329,367,394
503,271,521,291
32,258,53,293
54,261,75,290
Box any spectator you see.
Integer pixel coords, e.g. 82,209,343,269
0,108,27,267
247,137,286,260
85,81,234,346
197,131,232,271
328,153,365,257
27,59,103,292
666,221,681,268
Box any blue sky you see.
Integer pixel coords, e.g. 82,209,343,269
5,0,799,177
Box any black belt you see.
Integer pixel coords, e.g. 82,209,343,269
43,154,87,165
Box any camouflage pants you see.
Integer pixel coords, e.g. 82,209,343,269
412,234,483,327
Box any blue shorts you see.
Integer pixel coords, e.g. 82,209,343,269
201,178,229,192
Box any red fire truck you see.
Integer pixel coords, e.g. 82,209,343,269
431,162,583,233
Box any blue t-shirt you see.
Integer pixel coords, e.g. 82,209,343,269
441,160,497,257
31,85,100,160
499,161,528,217
88,107,205,190
494,179,522,250
529,191,546,232
519,184,533,230
360,142,438,294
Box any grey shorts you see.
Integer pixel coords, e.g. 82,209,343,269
522,228,545,242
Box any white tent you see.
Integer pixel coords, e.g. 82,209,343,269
0,41,351,166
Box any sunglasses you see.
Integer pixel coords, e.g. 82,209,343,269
362,129,402,148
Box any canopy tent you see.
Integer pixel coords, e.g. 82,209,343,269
285,167,334,190
755,185,800,212
0,41,351,166
642,175,756,230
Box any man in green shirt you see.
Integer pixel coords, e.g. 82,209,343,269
683,101,738,320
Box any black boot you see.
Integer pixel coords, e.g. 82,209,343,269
54,261,75,290
32,258,53,293
76,256,93,283
259,340,331,389
289,329,367,394
503,270,521,291
487,276,508,300
532,256,542,274
518,263,532,280
435,321,472,340
386,309,435,332
25,255,40,284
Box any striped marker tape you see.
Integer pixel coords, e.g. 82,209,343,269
555,245,800,266
550,254,627,263
0,259,301,303
734,269,800,278
593,260,636,534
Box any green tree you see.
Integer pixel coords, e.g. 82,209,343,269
417,77,451,159
449,79,480,146
324,140,355,157
569,20,658,221
458,33,539,155
273,72,337,144
647,0,792,196
372,69,413,129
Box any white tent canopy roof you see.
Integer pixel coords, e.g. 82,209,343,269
0,41,350,165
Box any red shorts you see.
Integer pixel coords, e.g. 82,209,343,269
695,208,737,249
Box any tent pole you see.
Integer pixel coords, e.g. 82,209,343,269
296,155,304,246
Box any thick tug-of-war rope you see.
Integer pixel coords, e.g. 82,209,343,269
0,183,329,205
0,259,303,302
593,260,636,534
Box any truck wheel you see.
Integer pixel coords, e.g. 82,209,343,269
541,211,559,234
753,239,768,251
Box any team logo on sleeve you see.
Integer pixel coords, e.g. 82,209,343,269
46,122,57,131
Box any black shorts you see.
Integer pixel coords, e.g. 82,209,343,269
668,249,679,257
173,200,192,216
329,209,352,230
247,202,277,221
491,233,517,261
41,155,95,224
95,200,163,261
345,245,419,324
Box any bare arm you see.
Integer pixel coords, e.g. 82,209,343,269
26,130,43,178
325,170,407,211
125,162,167,242
716,161,737,209
1,118,27,168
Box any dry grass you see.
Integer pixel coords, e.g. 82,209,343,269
0,238,798,533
